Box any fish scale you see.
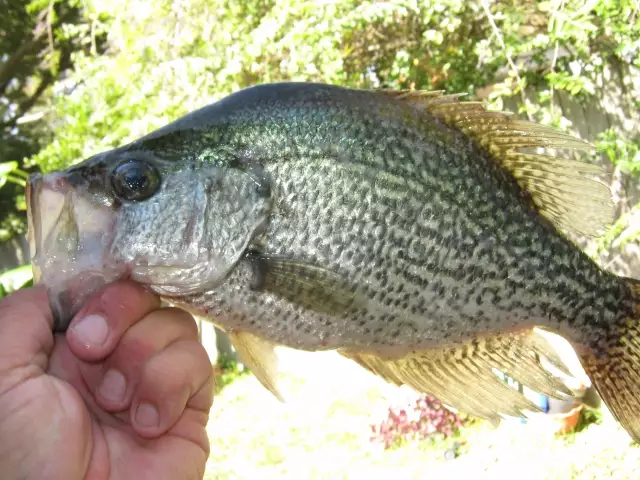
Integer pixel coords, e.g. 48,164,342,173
181,136,606,350
27,82,640,440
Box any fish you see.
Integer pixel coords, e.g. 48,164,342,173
26,82,640,441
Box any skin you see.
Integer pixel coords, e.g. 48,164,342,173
0,281,214,480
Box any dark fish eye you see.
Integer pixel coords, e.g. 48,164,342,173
110,160,161,202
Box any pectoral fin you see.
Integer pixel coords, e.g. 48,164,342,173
228,330,286,402
246,252,359,315
340,328,575,422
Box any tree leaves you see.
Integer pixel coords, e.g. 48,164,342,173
0,265,34,299
0,161,28,190
1,0,638,249
0,0,93,240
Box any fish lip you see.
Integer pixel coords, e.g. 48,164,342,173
27,172,76,330
26,174,40,283
27,171,124,332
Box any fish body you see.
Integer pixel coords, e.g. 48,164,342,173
145,83,629,355
26,82,640,440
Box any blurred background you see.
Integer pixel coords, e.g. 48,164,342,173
1,0,639,478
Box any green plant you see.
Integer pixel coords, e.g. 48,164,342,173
596,129,640,175
571,406,604,435
214,354,250,394
0,162,29,190
1,0,98,242
0,162,29,242
0,265,34,299
0,161,28,213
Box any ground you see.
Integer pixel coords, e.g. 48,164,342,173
204,348,640,480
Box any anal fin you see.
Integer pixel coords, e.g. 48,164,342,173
340,328,576,422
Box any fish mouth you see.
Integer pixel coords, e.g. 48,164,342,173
27,172,126,332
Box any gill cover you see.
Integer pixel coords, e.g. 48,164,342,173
119,164,273,296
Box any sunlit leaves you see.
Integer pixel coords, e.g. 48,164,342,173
0,265,33,299
0,162,28,190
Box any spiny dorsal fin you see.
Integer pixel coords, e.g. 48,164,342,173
379,89,469,107
378,89,615,238
228,330,286,402
340,328,576,422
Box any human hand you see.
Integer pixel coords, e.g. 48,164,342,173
0,281,214,480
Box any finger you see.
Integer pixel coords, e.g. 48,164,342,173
0,286,54,377
84,307,199,412
130,339,213,438
65,280,160,362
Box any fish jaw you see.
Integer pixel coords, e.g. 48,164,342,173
27,172,127,331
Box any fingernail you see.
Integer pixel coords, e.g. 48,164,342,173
71,314,109,347
135,403,159,428
98,369,127,404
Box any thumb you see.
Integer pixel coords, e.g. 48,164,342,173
0,286,54,388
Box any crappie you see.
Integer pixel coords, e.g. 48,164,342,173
26,82,640,440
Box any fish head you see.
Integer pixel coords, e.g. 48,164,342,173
27,145,272,331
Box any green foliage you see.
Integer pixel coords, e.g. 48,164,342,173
595,130,640,250
0,265,33,299
596,129,640,174
0,161,28,189
26,0,639,170
214,354,250,394
0,162,28,242
0,0,95,241
3,0,638,248
574,407,604,434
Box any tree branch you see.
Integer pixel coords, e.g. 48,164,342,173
1,72,54,130
0,36,75,131
480,0,534,121
0,5,80,98
0,11,49,97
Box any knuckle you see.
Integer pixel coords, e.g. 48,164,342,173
144,355,189,395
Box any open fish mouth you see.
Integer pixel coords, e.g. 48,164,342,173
26,172,125,332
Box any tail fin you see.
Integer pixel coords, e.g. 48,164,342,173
580,278,640,442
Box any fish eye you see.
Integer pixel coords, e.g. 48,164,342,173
110,160,161,202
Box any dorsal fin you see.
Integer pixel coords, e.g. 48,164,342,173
378,89,615,238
